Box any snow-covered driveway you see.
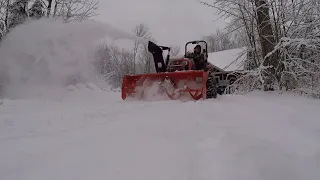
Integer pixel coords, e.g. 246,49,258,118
1,89,320,180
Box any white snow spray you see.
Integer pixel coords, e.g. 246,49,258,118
0,18,148,99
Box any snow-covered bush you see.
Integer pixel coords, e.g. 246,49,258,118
94,44,133,88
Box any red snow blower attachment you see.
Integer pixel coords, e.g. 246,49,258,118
121,40,218,100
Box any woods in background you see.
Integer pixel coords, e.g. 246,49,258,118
94,23,181,88
201,28,244,53
199,0,320,97
0,0,98,39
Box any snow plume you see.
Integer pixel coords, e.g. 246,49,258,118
0,19,147,99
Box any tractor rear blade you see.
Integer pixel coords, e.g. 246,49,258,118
121,70,208,101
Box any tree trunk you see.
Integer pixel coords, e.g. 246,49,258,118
53,1,58,17
47,0,53,17
254,0,278,90
5,0,10,28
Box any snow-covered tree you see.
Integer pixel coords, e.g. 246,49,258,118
202,28,241,53
7,0,29,29
46,0,52,17
53,0,99,22
137,37,156,74
0,19,5,39
28,0,45,19
199,0,320,97
132,23,151,74
94,44,134,88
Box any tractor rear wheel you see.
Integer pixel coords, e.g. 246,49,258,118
206,72,217,99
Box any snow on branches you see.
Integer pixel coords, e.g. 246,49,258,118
200,0,320,97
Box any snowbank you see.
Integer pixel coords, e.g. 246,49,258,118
0,19,146,99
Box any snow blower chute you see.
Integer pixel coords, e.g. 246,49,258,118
121,40,218,100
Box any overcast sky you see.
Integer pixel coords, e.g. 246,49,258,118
94,0,227,49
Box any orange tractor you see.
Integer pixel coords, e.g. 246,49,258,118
121,40,218,100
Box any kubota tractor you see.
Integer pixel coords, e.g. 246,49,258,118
121,40,218,100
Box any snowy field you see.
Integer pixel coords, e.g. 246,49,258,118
0,19,320,180
1,87,320,180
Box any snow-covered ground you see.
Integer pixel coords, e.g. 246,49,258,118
1,87,320,180
0,19,320,180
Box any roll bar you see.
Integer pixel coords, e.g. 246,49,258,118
184,40,208,55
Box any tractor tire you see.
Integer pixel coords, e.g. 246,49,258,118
206,72,218,99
